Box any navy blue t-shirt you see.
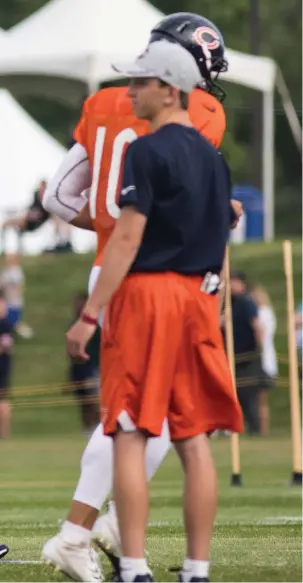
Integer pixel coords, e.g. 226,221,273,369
119,123,230,275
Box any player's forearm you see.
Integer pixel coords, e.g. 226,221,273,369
252,318,263,349
229,200,243,229
43,143,91,223
255,327,263,349
69,201,94,231
84,235,139,318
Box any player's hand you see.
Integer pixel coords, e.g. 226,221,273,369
66,319,96,362
230,199,243,229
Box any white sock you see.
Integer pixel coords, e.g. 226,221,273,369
73,423,113,509
120,557,151,580
145,418,171,480
60,521,91,545
182,559,209,580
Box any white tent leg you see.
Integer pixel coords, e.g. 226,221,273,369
87,78,99,95
262,89,275,242
276,68,302,153
87,56,100,95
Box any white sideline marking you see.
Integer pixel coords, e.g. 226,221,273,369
148,516,302,527
1,560,43,564
255,516,302,525
2,516,302,532
1,517,301,566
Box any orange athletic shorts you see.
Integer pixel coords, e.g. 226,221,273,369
101,272,243,440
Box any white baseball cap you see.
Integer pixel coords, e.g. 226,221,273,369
112,40,202,94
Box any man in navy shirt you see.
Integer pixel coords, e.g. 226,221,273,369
67,40,243,583
229,271,263,434
120,127,231,276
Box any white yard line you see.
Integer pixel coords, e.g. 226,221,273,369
1,516,301,566
148,516,302,527
1,560,43,564
2,516,302,532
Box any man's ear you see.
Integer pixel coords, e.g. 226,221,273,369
163,85,176,106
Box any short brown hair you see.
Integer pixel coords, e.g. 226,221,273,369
158,80,189,110
179,91,189,110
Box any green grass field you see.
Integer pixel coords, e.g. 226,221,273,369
0,240,302,582
1,436,301,582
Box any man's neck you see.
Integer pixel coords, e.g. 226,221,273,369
150,108,192,132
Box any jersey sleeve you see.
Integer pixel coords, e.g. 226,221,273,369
189,90,226,149
43,143,90,223
118,138,154,217
201,109,226,148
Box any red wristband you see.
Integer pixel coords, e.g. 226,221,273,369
81,312,98,326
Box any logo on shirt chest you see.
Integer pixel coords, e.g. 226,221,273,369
121,185,136,196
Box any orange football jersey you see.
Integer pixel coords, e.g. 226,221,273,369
74,86,226,266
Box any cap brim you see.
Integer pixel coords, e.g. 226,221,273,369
111,61,154,78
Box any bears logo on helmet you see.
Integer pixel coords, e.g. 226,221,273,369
149,12,228,102
193,27,221,52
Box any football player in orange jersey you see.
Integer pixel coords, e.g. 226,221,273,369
42,13,242,582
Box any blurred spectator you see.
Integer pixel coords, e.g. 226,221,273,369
2,180,72,253
48,215,73,254
251,286,278,436
2,180,50,234
68,292,100,433
0,253,33,339
225,271,263,435
0,291,14,438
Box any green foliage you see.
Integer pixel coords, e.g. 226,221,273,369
0,0,47,29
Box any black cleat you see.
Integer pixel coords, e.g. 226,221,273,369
96,540,120,573
113,572,153,582
0,545,9,559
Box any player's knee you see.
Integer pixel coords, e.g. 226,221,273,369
80,424,109,469
175,434,212,470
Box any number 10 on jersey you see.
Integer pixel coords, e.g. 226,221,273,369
89,127,138,221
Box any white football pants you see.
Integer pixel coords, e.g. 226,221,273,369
73,266,171,508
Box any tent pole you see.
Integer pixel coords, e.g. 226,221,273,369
87,55,100,95
262,89,275,242
276,68,302,153
87,78,99,96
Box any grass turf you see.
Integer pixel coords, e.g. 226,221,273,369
0,435,301,582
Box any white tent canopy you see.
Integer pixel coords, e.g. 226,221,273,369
0,0,276,97
0,0,277,240
0,0,164,104
0,89,66,211
0,89,96,254
224,49,275,93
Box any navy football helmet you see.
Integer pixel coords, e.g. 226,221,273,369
149,12,228,101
